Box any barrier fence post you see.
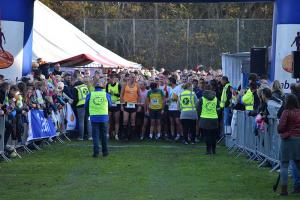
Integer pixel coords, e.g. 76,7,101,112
0,116,11,162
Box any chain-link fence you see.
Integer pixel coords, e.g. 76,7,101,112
74,18,272,69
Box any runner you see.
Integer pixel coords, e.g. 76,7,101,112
137,81,149,140
120,73,140,140
168,77,182,141
158,75,169,138
146,82,165,140
106,74,122,140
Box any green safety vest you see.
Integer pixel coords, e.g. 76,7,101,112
108,83,120,104
200,97,218,119
75,84,89,106
242,89,254,111
220,83,231,108
89,91,108,116
179,90,196,112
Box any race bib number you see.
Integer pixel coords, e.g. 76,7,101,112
151,98,159,105
126,103,136,109
169,102,178,111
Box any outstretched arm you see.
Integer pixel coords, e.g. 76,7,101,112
291,39,296,47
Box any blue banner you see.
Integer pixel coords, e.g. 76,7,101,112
0,0,34,78
27,110,56,141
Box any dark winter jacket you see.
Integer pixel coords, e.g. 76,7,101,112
278,109,300,139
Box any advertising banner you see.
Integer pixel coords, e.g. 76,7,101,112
0,21,24,80
0,0,34,80
274,24,300,91
27,110,56,141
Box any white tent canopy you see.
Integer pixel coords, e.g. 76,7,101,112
32,1,141,69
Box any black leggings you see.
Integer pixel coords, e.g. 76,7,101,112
181,119,196,142
203,129,218,153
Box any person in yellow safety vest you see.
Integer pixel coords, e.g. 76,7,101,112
178,82,198,145
73,77,90,141
220,76,232,109
220,76,232,135
241,82,257,111
146,82,165,140
198,84,220,155
85,79,112,158
106,74,122,140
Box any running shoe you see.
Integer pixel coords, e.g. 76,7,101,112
140,134,144,140
174,134,181,141
155,133,161,140
115,134,119,141
149,133,153,139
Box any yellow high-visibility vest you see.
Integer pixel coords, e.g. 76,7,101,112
75,84,89,106
89,91,108,116
179,90,196,112
200,97,218,119
242,89,254,111
220,83,231,108
108,83,120,104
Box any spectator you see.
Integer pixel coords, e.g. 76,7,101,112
62,73,74,104
272,80,284,101
277,94,300,196
53,63,62,76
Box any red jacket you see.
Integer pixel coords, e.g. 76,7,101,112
278,109,300,139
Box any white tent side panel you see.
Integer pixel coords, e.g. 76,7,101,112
32,1,141,69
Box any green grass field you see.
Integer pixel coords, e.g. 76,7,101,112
0,141,299,200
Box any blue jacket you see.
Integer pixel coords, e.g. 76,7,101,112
193,87,203,99
85,87,112,123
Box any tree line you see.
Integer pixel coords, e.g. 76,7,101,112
40,1,273,69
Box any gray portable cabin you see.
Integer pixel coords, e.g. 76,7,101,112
221,52,250,88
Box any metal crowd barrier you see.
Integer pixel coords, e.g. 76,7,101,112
1,105,73,162
227,110,281,172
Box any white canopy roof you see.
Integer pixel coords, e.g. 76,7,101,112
32,1,141,69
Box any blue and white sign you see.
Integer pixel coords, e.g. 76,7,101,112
27,110,56,141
